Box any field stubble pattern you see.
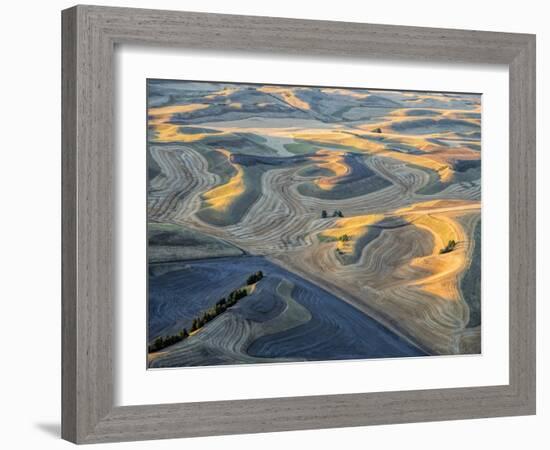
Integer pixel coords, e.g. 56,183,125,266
147,82,482,366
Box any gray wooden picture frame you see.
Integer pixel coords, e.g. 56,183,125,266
61,4,536,444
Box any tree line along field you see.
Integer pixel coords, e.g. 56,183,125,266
147,80,482,368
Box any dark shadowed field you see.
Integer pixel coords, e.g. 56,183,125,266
149,256,426,367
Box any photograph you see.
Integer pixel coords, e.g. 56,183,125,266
0,0,543,447
146,80,482,368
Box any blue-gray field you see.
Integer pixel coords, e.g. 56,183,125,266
148,257,426,368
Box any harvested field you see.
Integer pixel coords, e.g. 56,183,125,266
147,79,482,367
149,256,426,367
148,222,243,262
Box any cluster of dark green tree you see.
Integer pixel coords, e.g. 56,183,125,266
246,271,264,285
148,271,265,353
148,329,189,353
321,210,344,218
439,239,457,254
189,288,248,332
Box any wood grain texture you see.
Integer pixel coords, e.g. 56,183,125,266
61,4,536,444
61,7,77,443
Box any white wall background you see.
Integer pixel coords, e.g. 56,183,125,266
0,0,546,448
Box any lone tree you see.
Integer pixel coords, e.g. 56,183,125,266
439,239,457,254
321,210,328,219
372,127,382,133
339,234,350,242
333,210,344,218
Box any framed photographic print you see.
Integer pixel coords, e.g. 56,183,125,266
62,5,536,444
